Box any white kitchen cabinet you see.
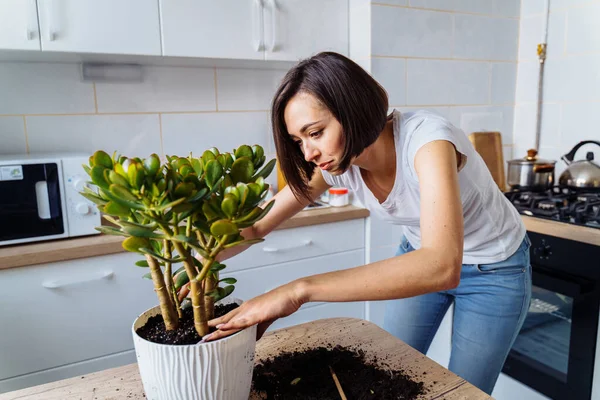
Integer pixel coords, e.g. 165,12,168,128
160,0,264,60
0,252,157,390
36,0,161,55
263,0,349,61
159,0,348,61
0,0,41,50
0,216,367,393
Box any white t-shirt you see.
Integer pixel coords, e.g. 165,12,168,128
321,110,525,264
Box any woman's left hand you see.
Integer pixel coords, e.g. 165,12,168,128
203,282,306,342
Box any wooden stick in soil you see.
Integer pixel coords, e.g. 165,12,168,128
329,365,348,400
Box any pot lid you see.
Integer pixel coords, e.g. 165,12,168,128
508,149,557,165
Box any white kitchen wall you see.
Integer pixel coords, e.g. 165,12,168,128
363,0,521,286
0,62,286,190
515,0,600,178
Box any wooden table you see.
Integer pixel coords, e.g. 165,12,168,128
0,318,490,400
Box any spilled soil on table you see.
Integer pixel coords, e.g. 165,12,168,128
252,345,427,400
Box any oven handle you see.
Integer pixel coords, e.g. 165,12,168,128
533,270,596,298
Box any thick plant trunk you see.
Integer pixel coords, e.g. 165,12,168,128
173,242,209,337
145,254,179,331
204,274,217,321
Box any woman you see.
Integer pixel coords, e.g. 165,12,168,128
203,52,531,395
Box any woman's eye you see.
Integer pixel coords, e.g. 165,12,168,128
310,130,322,138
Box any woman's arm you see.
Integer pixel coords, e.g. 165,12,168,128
205,140,464,340
213,168,331,262
296,139,464,302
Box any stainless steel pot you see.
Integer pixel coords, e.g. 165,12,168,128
559,140,600,190
507,149,556,191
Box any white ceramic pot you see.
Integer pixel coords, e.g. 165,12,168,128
132,298,256,400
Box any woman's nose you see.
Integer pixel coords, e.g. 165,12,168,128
302,142,319,163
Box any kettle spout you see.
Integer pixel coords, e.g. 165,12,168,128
561,154,572,166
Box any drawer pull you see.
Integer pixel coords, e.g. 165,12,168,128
262,239,313,253
42,270,114,289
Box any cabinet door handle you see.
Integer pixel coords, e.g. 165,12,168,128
26,0,38,40
45,0,58,41
267,0,277,52
263,239,312,253
253,0,264,51
42,270,114,289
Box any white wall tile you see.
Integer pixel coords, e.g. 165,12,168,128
25,115,161,156
410,0,494,15
561,103,600,152
396,106,454,121
371,6,453,58
550,0,592,12
454,15,519,61
566,3,600,54
518,15,543,61
455,106,514,140
520,0,545,16
375,0,407,6
547,10,566,58
515,61,538,103
0,117,27,154
216,68,287,111
512,103,536,148
95,66,215,113
544,55,600,102
493,0,521,18
491,63,517,104
371,58,406,106
538,103,561,148
161,112,271,157
0,63,95,115
406,59,490,105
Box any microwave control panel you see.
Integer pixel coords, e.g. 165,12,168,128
61,157,102,237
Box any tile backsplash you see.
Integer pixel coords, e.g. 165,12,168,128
515,0,600,177
0,62,287,188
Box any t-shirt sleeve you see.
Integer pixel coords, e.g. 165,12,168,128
405,117,468,182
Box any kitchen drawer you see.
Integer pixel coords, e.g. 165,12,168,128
0,253,157,381
269,302,365,332
224,249,365,304
225,218,365,273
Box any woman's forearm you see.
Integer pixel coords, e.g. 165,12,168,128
291,248,462,304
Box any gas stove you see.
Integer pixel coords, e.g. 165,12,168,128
504,187,600,229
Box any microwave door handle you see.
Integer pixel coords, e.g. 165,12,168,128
35,181,51,219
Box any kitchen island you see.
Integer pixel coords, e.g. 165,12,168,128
0,318,490,400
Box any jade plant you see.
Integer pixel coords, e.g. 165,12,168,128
79,145,275,337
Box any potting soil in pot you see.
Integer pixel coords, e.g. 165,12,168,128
136,303,238,345
252,345,427,400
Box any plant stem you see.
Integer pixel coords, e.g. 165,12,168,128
163,240,180,316
145,254,179,331
204,274,216,320
173,241,209,337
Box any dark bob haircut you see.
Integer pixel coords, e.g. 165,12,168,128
271,51,389,203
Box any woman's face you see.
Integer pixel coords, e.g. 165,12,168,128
284,92,345,175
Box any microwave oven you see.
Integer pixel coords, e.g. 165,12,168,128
0,153,101,247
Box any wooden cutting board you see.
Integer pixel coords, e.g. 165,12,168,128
468,131,506,191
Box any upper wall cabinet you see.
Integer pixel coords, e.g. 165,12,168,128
0,0,41,51
160,0,349,61
263,0,348,61
160,0,264,60
36,0,161,55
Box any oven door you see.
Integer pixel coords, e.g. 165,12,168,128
0,162,66,245
503,267,600,400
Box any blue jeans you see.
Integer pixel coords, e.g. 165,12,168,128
383,236,532,395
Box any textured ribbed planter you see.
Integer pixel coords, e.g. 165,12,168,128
132,298,257,400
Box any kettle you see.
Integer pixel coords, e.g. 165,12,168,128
559,140,600,190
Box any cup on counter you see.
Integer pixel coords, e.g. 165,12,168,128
328,187,349,207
